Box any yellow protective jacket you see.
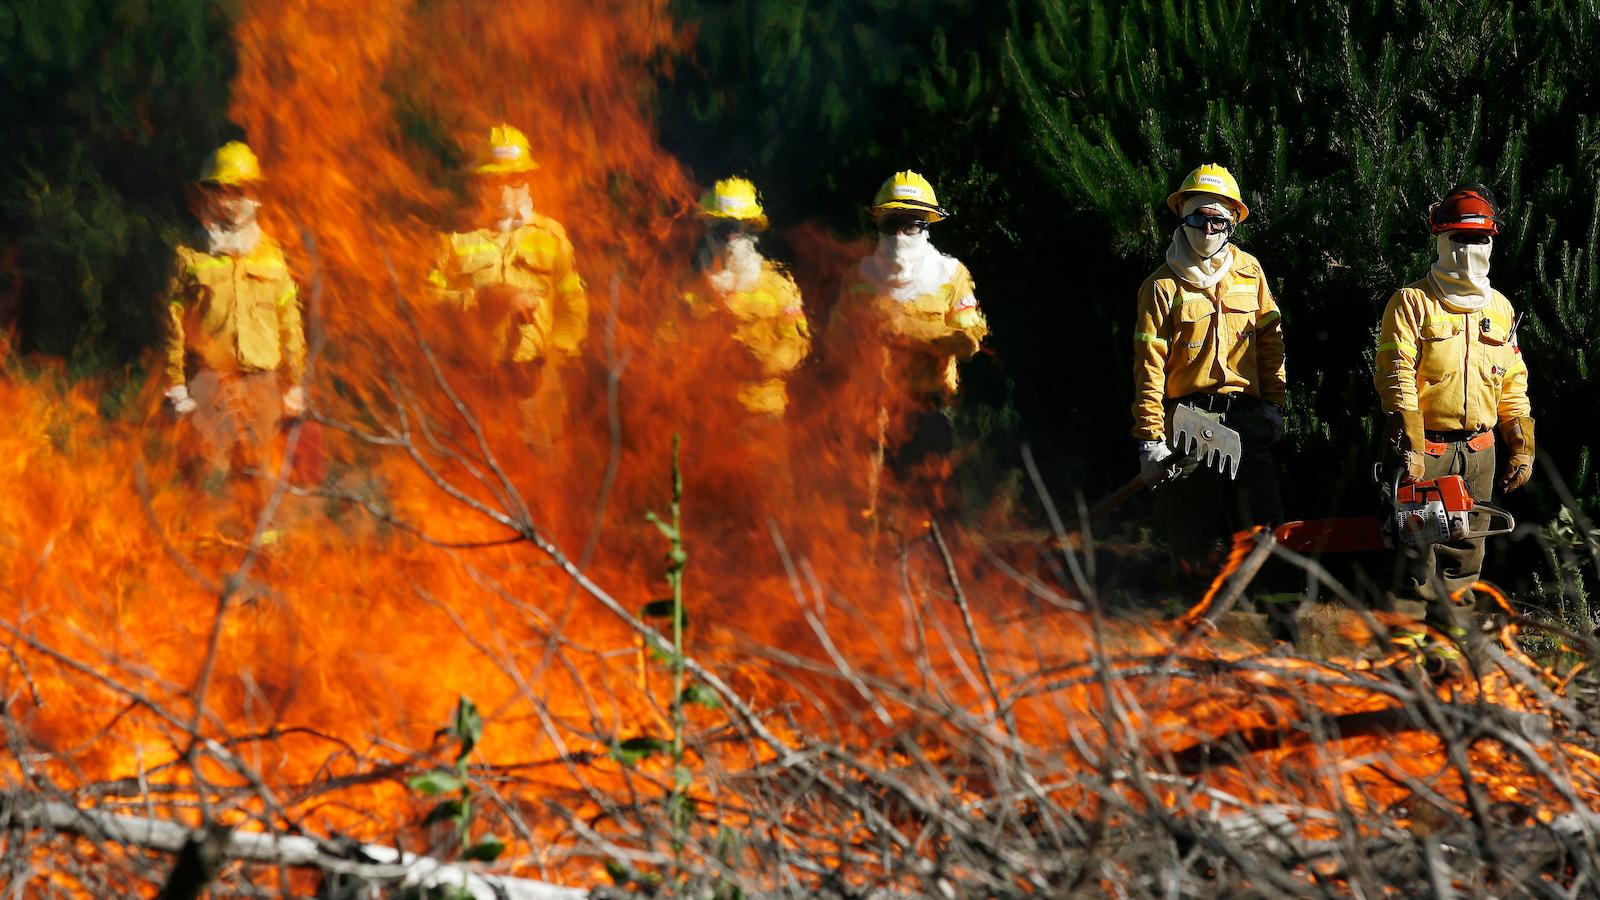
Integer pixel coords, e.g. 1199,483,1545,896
1130,249,1287,441
681,261,811,415
163,238,304,388
1374,278,1530,431
831,257,987,398
429,213,587,363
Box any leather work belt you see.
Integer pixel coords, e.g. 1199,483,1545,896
1173,391,1258,413
1424,428,1494,457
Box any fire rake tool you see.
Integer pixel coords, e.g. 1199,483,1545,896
1086,405,1243,523
1170,403,1242,480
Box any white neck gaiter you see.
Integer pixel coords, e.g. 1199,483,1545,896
1165,195,1235,289
877,230,933,282
204,215,262,257
1427,235,1493,312
860,230,958,301
703,233,764,295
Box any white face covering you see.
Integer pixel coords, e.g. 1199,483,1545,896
1427,234,1493,311
493,183,534,232
703,232,764,295
1165,195,1235,289
202,198,263,256
1184,224,1229,259
861,227,956,301
878,229,931,273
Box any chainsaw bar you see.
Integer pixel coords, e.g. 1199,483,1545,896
1171,404,1242,480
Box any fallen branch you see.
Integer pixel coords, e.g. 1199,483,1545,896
0,791,586,900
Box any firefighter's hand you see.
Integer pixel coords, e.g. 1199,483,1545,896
282,386,306,418
1400,450,1425,484
1138,440,1176,484
1500,455,1534,494
165,384,196,416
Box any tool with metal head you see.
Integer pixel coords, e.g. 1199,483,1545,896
1171,403,1242,480
1081,403,1244,526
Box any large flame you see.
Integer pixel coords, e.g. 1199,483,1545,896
3,0,1598,892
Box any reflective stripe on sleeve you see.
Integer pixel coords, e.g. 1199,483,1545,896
1134,332,1168,348
186,256,228,275
1376,340,1415,355
1258,309,1281,326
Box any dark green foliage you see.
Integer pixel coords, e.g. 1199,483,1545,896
0,0,238,366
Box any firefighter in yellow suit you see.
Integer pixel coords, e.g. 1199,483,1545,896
1375,184,1534,612
664,176,813,507
429,124,587,448
163,141,305,476
830,171,987,516
680,177,810,419
1131,164,1287,563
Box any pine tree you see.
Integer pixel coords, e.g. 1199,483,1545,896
0,0,237,368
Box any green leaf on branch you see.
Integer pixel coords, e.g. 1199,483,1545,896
644,510,678,541
680,683,721,709
422,798,465,826
463,836,506,861
641,599,682,621
612,735,669,766
449,695,482,760
674,764,694,790
604,859,632,884
409,770,465,796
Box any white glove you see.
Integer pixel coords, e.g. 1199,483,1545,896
1263,403,1285,443
282,386,306,418
1138,439,1174,483
165,384,196,415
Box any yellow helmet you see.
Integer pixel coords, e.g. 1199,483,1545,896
198,141,263,186
701,177,768,230
869,170,948,222
1166,163,1249,222
474,124,539,176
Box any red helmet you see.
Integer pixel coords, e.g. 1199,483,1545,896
1429,184,1500,236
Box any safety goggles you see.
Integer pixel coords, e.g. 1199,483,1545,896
1180,211,1236,234
710,220,748,240
877,217,930,236
1446,231,1492,245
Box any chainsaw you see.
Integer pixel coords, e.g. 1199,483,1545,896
1274,471,1516,554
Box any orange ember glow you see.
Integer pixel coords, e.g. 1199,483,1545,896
2,0,1598,894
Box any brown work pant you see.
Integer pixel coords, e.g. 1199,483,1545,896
1396,438,1496,606
186,369,281,475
